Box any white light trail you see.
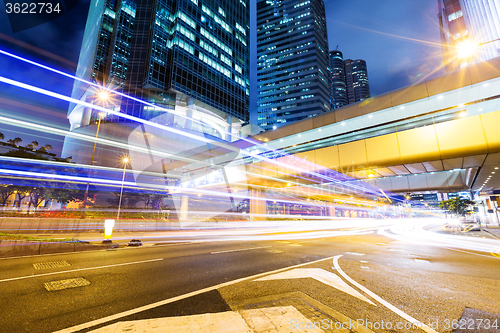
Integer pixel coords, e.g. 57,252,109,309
0,65,385,196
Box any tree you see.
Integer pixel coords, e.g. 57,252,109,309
39,144,53,153
0,185,16,207
7,137,22,146
13,187,30,209
3,149,49,160
26,140,39,150
28,187,47,212
439,197,475,216
0,132,4,141
47,185,86,205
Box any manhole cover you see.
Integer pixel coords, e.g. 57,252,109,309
44,278,90,291
33,261,71,270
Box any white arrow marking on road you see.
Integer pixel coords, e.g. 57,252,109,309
333,255,438,333
254,268,375,305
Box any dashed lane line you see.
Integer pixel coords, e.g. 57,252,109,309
0,258,163,283
333,255,438,333
211,246,271,254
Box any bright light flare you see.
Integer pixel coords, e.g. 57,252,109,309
456,40,479,59
98,90,110,101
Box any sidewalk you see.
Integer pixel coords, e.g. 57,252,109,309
483,225,500,239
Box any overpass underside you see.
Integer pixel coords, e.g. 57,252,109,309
244,57,500,196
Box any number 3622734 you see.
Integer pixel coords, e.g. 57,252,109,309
5,2,61,14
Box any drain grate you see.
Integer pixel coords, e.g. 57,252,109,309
451,308,500,333
44,278,91,291
33,261,71,270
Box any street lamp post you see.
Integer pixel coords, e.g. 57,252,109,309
81,111,106,215
117,157,129,220
81,91,109,217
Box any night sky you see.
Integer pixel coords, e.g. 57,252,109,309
0,0,445,155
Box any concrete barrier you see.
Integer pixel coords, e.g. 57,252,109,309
0,239,108,258
0,240,40,257
39,242,76,255
0,218,178,234
0,219,22,233
17,218,40,234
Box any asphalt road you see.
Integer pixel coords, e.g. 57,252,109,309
1,219,500,333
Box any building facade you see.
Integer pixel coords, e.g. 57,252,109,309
68,0,250,136
438,0,500,71
344,59,370,104
256,0,331,131
329,50,348,109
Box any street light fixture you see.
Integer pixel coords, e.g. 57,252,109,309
117,157,130,220
98,90,110,101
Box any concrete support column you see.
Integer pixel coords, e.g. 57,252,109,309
226,115,232,142
328,201,335,218
249,188,267,221
82,107,92,127
185,98,194,130
166,111,175,126
179,195,189,222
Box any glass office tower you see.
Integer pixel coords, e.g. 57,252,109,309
344,59,370,104
438,0,500,71
329,50,348,109
256,0,331,131
69,0,250,130
438,0,470,71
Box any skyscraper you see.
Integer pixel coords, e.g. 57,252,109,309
329,50,348,109
344,59,370,104
438,0,470,71
256,0,331,131
438,0,500,71
68,0,250,132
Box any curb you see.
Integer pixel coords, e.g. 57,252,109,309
482,228,500,239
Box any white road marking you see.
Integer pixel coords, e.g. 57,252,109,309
333,255,438,333
359,260,368,263
91,306,324,333
360,266,370,270
53,255,339,333
0,258,163,283
444,247,500,259
414,259,431,264
91,310,253,333
211,246,271,254
345,252,365,256
255,268,375,305
153,242,196,247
